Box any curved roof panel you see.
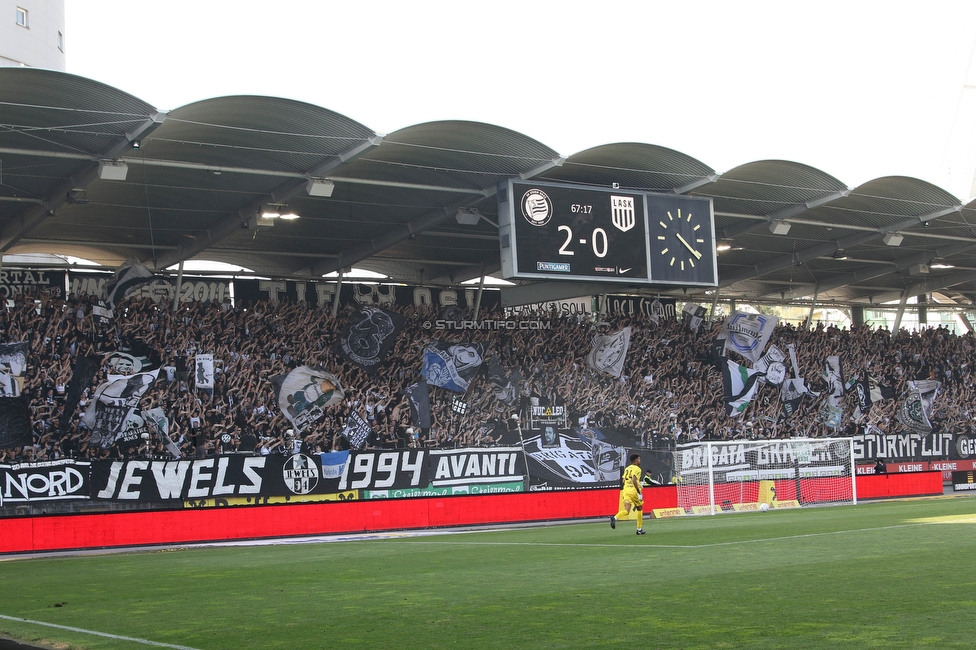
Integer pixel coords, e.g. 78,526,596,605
3,68,976,308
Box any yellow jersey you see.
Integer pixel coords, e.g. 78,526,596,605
621,463,642,492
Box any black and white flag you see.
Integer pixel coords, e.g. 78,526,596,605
402,381,432,429
0,342,28,398
587,326,631,378
104,258,154,309
421,342,485,392
722,312,778,363
897,380,941,434
271,366,344,433
682,303,707,333
60,353,101,434
84,370,159,448
487,356,520,407
341,410,376,450
336,307,405,372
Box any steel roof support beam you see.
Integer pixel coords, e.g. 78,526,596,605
0,112,165,252
722,189,850,239
776,239,976,300
300,157,565,279
151,136,383,271
867,269,976,306
721,204,965,289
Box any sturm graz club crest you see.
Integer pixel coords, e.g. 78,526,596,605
521,189,552,227
283,453,319,495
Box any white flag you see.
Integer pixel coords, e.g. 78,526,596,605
587,327,631,378
722,312,778,362
194,353,215,389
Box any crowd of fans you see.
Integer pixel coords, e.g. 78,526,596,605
1,288,972,464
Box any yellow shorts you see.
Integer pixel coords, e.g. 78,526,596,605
621,489,643,509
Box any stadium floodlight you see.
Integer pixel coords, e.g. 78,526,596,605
306,178,335,197
98,160,128,181
672,438,856,515
882,232,903,246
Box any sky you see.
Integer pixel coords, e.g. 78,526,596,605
64,1,976,200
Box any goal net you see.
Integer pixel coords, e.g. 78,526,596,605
672,438,856,514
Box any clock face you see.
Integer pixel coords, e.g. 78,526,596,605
648,195,716,286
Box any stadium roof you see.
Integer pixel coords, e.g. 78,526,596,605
2,67,975,309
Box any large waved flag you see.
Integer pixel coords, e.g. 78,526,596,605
897,380,941,434
587,327,631,378
487,356,520,407
722,312,778,362
421,342,485,392
143,407,181,458
402,381,432,429
0,397,32,449
823,356,846,407
104,258,154,309
0,342,28,398
779,377,809,420
336,306,404,373
59,353,101,434
682,303,707,334
722,359,765,416
271,366,344,433
84,370,159,448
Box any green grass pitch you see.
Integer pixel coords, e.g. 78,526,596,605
1,497,974,649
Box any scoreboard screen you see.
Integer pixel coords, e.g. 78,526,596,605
498,180,716,286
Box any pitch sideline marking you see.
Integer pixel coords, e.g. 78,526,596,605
0,614,202,650
393,522,938,549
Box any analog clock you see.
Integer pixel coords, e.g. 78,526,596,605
648,195,716,286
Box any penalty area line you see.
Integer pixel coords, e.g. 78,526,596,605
0,614,202,650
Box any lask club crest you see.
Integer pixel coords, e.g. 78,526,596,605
610,195,635,232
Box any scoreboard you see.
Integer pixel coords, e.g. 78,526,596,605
498,179,716,286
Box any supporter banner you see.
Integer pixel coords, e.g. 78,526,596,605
502,296,592,318
91,454,346,501
853,431,970,462
340,411,375,450
337,449,429,491
69,272,230,305
522,428,624,490
233,279,501,312
428,447,525,488
0,269,65,298
603,295,677,321
0,459,91,504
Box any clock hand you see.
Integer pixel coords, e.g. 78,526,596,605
675,232,702,259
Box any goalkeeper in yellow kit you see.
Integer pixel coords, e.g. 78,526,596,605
610,453,646,535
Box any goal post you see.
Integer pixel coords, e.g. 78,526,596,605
672,438,856,515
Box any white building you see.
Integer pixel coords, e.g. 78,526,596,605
0,1,65,69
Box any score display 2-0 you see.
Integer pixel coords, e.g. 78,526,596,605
498,180,716,286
